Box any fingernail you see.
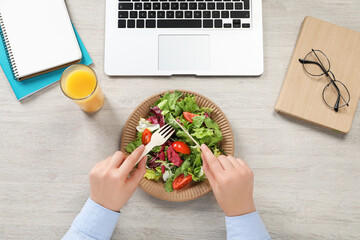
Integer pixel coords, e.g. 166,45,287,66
201,144,206,150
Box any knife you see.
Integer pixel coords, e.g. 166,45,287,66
174,120,201,149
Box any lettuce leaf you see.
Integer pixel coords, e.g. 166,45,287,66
192,115,206,128
178,95,199,113
164,177,174,192
189,166,205,182
191,128,214,139
157,91,183,115
176,130,193,144
125,132,142,153
144,169,162,181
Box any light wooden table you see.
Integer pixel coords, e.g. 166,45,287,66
1,0,359,239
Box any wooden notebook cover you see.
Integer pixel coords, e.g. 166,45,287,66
275,16,360,134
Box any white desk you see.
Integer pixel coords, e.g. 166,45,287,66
0,0,359,239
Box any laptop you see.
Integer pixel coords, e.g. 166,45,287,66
104,0,263,76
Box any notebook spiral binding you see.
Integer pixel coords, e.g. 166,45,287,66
0,13,19,81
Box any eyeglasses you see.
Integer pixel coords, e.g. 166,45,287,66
298,49,350,112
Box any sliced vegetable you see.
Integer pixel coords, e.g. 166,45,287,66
172,141,191,154
149,106,165,127
173,174,192,190
183,112,199,123
144,169,162,181
167,145,184,167
142,129,152,145
136,118,160,132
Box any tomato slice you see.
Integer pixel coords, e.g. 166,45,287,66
173,174,192,190
183,112,199,123
172,141,191,154
142,129,152,145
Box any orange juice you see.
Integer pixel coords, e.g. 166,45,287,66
60,65,104,113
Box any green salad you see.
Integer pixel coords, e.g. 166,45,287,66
125,91,223,192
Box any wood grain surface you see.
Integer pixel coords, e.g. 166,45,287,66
0,0,359,239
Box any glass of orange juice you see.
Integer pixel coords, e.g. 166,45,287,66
60,64,104,113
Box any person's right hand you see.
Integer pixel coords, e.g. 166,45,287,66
201,144,256,217
89,145,147,212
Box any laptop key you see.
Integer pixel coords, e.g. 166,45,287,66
185,11,192,18
214,19,222,28
144,3,151,9
221,11,229,18
235,2,243,9
118,20,126,28
203,11,211,18
166,11,175,18
243,0,249,9
176,11,184,18
119,3,133,10
139,11,147,18
203,20,213,28
157,20,201,28
130,11,138,18
207,2,215,9
118,11,129,18
224,23,231,28
137,19,145,28
198,2,206,9
128,19,136,28
171,3,179,9
180,3,188,9
134,3,142,9
233,19,241,28
153,2,161,9
146,20,156,28
216,2,224,9
242,23,250,28
212,10,220,18
226,2,233,9
148,11,156,18
189,3,197,9
230,11,249,18
162,2,170,9
157,11,165,18
194,11,202,18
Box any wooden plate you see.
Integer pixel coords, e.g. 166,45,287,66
120,90,234,202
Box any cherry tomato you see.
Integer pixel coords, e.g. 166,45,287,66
142,129,152,145
183,112,199,123
173,174,192,190
172,141,191,154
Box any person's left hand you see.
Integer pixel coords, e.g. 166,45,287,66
89,145,147,212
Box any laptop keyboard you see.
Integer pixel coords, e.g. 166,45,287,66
117,0,251,28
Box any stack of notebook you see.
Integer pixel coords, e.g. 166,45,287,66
0,0,92,100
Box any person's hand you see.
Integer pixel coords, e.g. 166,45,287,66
89,145,147,212
201,144,256,217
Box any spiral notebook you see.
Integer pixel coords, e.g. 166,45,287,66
275,17,360,134
0,0,82,81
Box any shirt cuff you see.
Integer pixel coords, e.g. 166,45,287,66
225,211,271,240
72,198,120,240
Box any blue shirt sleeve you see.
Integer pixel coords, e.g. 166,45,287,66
225,211,271,240
62,198,120,240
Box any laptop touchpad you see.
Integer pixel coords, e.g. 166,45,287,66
158,35,210,71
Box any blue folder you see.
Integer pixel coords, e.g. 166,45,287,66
0,26,93,100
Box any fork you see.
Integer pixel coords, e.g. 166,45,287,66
135,124,175,165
